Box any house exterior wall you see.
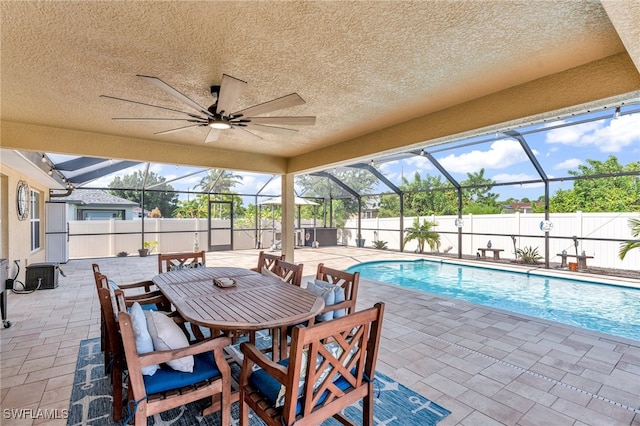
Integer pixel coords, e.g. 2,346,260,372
0,164,48,283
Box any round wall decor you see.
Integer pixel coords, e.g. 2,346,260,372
16,180,30,220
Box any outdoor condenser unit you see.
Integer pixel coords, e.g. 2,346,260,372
25,262,60,290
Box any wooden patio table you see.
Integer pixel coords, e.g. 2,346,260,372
152,266,324,411
152,266,324,353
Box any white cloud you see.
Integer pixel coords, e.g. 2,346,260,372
492,172,538,183
437,139,531,173
545,114,640,152
554,158,582,170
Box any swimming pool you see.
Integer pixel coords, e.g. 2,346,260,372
346,260,640,341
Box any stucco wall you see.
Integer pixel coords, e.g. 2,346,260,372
0,164,48,283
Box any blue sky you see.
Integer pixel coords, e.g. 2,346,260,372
377,109,639,201
65,106,639,204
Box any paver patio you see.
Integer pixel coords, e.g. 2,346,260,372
1,247,639,425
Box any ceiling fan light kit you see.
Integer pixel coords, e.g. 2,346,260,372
103,74,315,142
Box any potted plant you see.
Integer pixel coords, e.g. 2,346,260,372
139,240,158,257
355,233,366,248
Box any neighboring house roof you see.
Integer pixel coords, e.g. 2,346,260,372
53,189,138,206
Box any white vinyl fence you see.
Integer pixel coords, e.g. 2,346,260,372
344,212,639,270
69,212,639,270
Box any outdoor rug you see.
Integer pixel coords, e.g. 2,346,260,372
68,337,450,425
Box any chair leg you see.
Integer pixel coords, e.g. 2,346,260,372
239,394,249,426
112,361,124,421
363,382,374,426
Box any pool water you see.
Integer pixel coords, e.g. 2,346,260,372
346,260,640,341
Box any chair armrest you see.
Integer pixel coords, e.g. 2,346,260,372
138,335,231,368
118,280,155,292
319,299,353,314
240,342,288,384
123,292,168,308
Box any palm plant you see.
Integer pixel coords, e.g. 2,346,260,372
619,217,640,260
403,217,440,253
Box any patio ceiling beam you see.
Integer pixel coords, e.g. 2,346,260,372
67,160,140,184
349,163,402,195
503,131,548,182
0,121,287,174
311,171,359,199
54,156,109,171
420,151,461,190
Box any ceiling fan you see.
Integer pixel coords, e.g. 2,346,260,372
101,74,315,143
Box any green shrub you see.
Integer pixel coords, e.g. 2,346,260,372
515,246,542,264
372,240,388,250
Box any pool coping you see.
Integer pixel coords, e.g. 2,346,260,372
350,255,640,290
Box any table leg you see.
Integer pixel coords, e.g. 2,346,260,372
493,251,500,260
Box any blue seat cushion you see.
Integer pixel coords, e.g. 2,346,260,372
143,352,221,395
249,358,355,415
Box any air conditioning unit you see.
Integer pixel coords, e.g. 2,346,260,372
25,263,60,290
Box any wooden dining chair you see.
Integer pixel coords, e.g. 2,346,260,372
279,263,360,359
274,259,304,287
239,302,385,426
92,263,171,354
251,251,285,273
92,263,170,310
314,263,360,319
115,289,232,426
94,273,128,421
157,251,206,273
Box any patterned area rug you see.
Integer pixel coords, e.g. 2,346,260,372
68,338,450,425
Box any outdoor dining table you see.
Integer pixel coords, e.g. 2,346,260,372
152,266,324,411
152,266,324,355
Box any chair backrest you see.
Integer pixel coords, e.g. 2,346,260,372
95,274,124,359
283,302,385,424
253,250,285,272
315,263,360,316
274,259,304,287
116,288,232,426
158,251,206,273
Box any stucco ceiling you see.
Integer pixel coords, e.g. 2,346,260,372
2,1,639,175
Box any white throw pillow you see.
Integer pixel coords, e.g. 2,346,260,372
144,310,194,373
306,280,336,322
129,302,159,376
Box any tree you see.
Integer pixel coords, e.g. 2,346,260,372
550,156,639,212
403,217,440,253
619,217,640,260
460,169,500,214
108,170,178,218
197,169,243,194
295,169,378,227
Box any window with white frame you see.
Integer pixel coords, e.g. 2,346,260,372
30,189,40,251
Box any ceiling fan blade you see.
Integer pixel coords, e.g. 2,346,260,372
204,128,220,143
216,74,247,116
233,126,262,141
154,124,204,135
100,95,203,118
245,123,299,136
233,93,305,118
137,75,213,117
246,116,316,126
113,117,207,123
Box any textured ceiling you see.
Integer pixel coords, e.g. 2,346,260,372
1,1,639,174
